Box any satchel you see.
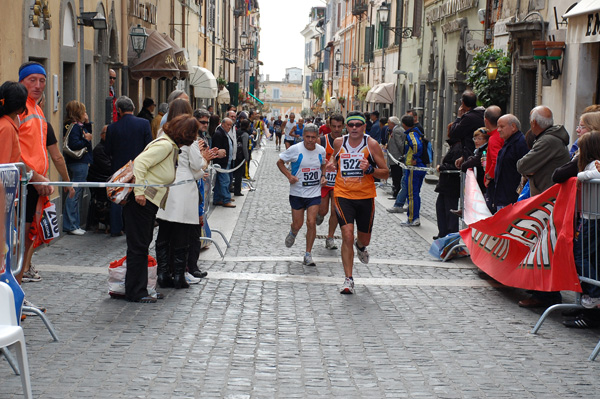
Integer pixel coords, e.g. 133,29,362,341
106,160,135,205
63,123,88,159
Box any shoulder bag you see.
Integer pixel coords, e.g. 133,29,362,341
63,123,88,159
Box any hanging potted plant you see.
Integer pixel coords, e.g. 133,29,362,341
351,75,360,86
358,85,371,102
338,95,346,107
532,41,547,60
217,77,228,91
546,41,565,60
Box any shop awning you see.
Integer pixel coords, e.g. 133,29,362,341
368,83,396,104
161,33,189,79
564,0,600,44
128,29,180,80
189,66,218,99
365,86,376,103
216,87,231,104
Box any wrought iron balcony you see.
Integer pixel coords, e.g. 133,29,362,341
352,0,369,16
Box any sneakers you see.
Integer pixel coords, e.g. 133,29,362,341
285,230,297,248
400,218,421,227
185,272,201,285
22,265,42,283
22,299,47,316
581,295,600,309
563,314,600,328
303,252,316,266
316,214,324,226
386,206,406,213
354,239,369,264
67,228,86,235
325,237,338,250
340,277,355,294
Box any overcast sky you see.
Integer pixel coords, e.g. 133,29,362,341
259,0,326,81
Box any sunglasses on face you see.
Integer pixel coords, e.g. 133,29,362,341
198,120,209,125
347,122,364,128
109,76,116,80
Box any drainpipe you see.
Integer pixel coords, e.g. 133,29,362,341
80,0,85,102
121,0,128,96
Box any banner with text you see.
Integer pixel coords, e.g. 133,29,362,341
460,178,581,292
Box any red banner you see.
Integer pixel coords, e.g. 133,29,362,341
460,178,581,292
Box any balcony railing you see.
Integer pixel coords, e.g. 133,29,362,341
352,0,369,16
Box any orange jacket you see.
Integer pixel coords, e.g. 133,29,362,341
18,97,48,176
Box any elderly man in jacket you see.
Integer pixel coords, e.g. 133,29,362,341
515,105,571,308
385,116,406,199
211,117,236,208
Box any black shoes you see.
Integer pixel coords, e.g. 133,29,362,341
190,269,208,279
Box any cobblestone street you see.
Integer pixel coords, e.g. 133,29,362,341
3,141,600,398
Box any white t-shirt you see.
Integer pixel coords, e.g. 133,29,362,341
284,120,296,141
279,142,326,198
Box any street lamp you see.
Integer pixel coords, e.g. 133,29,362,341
77,11,107,30
130,25,149,58
486,60,498,80
335,49,341,62
378,2,390,24
240,31,248,48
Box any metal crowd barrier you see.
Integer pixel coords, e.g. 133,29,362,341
531,178,600,361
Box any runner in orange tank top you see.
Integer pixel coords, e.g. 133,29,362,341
325,111,389,294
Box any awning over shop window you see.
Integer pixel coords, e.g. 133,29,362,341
564,0,600,44
189,66,218,99
128,28,180,80
217,87,231,104
368,83,396,104
161,33,189,79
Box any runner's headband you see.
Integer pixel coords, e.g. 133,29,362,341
345,115,365,125
19,64,46,82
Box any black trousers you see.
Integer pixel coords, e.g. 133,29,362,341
156,219,192,273
435,193,459,238
233,157,245,195
123,199,158,301
390,164,403,197
187,224,202,273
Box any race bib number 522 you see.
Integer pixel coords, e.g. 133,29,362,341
340,153,364,177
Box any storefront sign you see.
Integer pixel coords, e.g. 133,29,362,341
426,0,477,25
129,0,157,24
587,12,600,37
466,39,485,54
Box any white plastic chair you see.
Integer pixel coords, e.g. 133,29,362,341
0,282,32,398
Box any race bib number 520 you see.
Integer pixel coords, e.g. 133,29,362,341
340,153,364,177
300,167,320,186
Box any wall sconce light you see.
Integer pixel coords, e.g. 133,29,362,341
486,60,498,81
130,25,149,58
78,11,107,30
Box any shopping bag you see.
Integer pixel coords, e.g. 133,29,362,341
29,196,60,249
108,255,158,298
429,232,468,261
106,161,135,205
199,218,212,249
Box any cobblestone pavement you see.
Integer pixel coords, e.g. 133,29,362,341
3,140,600,398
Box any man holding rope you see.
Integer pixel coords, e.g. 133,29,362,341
326,111,389,294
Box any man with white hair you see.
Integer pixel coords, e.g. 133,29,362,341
492,114,529,211
515,105,570,309
211,117,236,208
517,106,570,196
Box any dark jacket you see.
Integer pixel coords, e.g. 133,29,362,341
435,140,462,197
449,107,485,156
516,125,571,195
552,156,578,183
236,128,250,163
64,122,93,165
87,139,112,182
137,108,154,124
104,114,152,172
369,119,381,143
493,131,529,207
461,143,488,194
211,125,234,168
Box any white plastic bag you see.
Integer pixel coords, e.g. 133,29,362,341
108,255,158,298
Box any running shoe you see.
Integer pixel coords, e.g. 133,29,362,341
23,299,47,316
285,230,297,248
340,277,354,294
67,228,86,235
185,272,201,285
582,295,600,309
400,218,421,227
303,252,316,266
325,237,337,250
22,265,42,283
316,214,324,226
354,239,369,264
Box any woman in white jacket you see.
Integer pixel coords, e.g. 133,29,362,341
155,100,216,288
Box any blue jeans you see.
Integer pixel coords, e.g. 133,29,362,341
394,175,408,207
406,170,426,222
213,161,232,204
63,162,89,232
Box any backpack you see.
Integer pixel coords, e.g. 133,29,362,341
420,136,432,165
